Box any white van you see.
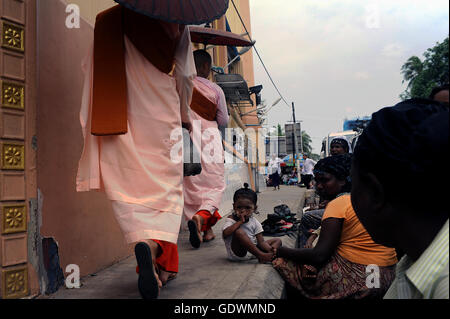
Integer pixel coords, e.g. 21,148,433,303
320,130,359,158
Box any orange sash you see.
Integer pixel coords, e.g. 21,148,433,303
92,6,128,135
190,87,218,121
92,5,182,136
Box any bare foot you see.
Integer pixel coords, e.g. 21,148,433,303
159,270,177,285
146,240,163,289
203,229,216,242
258,252,275,264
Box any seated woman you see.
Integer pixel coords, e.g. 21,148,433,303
273,154,398,299
297,155,349,248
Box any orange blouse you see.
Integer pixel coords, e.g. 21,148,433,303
322,195,398,267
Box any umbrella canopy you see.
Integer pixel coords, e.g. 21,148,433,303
189,26,254,47
114,0,229,25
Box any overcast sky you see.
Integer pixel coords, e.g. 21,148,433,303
248,0,449,153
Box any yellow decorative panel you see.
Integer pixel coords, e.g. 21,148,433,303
1,143,24,170
1,21,24,52
1,204,26,234
1,80,25,110
1,266,28,299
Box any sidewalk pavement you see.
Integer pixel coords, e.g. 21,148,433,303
39,185,306,299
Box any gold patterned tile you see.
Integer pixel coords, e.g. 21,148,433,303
1,266,28,299
1,21,24,52
1,204,26,234
1,80,25,110
1,143,24,170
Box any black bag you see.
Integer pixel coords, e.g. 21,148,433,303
273,204,295,220
183,128,202,176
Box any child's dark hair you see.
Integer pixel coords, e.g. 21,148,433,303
233,183,257,205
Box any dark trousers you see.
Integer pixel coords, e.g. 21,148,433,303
270,172,280,187
301,174,313,189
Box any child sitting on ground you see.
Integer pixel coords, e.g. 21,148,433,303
222,183,282,262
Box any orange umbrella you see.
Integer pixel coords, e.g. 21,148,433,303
114,0,229,25
189,26,254,47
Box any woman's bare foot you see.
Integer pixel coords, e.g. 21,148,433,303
146,240,163,288
203,229,216,242
159,270,177,285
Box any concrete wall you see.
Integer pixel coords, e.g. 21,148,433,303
36,0,130,283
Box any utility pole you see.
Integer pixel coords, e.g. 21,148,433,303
299,120,304,154
291,102,301,182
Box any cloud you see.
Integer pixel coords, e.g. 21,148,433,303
249,0,449,152
354,72,370,80
381,43,407,58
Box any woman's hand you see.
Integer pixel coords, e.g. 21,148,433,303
182,122,192,133
258,251,275,263
305,234,318,249
318,200,330,209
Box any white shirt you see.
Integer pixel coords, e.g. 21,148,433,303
302,158,316,175
268,157,282,175
222,216,264,260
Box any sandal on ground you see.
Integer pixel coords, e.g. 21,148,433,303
188,220,201,249
134,242,159,299
203,235,216,242
164,273,177,285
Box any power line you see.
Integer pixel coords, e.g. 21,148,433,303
230,0,291,109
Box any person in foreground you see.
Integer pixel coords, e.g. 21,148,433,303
272,154,398,299
351,98,449,299
76,4,196,299
222,184,282,262
429,83,449,106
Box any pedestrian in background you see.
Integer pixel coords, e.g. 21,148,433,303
268,154,282,190
329,138,350,156
300,154,316,189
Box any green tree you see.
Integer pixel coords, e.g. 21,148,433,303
277,124,285,136
400,37,449,100
301,131,320,160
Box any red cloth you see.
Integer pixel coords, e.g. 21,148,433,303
153,240,179,273
195,210,222,232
